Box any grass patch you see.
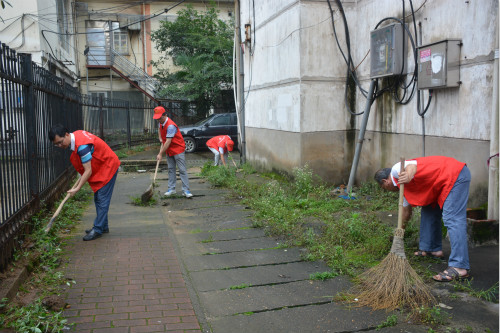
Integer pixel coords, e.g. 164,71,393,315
115,144,148,159
376,314,398,330
452,280,499,303
310,271,338,281
0,181,93,332
130,195,157,207
199,163,409,278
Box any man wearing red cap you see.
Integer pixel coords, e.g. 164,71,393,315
206,135,234,166
153,106,193,198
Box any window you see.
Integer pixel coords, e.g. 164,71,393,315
210,114,230,126
112,22,129,55
56,0,70,51
86,21,107,65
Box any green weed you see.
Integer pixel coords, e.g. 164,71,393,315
130,195,157,206
452,280,499,303
116,150,128,159
201,235,214,243
240,163,256,175
229,283,251,290
309,271,338,281
376,314,398,330
416,305,450,326
2,299,70,333
0,180,92,332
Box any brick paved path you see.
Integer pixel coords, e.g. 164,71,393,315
62,173,201,333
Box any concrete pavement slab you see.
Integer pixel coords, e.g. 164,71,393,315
198,279,351,317
182,247,304,272
189,261,332,292
198,237,284,254
207,302,425,333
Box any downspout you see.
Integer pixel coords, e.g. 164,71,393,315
488,16,499,220
142,3,147,74
235,0,246,163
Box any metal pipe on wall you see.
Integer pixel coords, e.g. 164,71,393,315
346,80,377,194
488,16,499,220
235,0,246,163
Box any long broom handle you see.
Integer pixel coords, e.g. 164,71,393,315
228,151,238,168
154,143,163,183
397,157,405,230
45,176,80,233
153,158,160,183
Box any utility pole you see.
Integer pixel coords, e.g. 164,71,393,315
235,0,246,163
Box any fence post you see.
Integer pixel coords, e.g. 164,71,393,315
126,101,131,149
60,78,66,127
19,53,38,197
99,94,104,139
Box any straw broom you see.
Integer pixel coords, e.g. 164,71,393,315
353,158,435,311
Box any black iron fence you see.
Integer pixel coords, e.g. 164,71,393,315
0,44,202,271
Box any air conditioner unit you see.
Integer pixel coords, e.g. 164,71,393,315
128,17,141,31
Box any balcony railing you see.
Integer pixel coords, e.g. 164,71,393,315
86,48,159,100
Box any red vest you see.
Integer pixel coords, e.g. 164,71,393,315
159,117,185,156
70,131,121,192
206,135,231,153
398,156,466,208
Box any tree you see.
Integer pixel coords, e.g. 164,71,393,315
151,4,234,117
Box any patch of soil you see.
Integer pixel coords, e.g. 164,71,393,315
12,289,38,308
41,295,68,311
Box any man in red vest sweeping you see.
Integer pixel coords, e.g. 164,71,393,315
206,135,234,166
49,124,120,241
153,106,193,198
375,156,471,282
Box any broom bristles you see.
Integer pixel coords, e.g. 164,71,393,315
352,230,436,311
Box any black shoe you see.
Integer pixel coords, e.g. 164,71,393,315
85,228,109,234
83,229,102,241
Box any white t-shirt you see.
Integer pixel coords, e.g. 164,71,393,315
390,160,418,207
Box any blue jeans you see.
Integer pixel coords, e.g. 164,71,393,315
419,166,471,269
93,170,118,234
166,152,190,192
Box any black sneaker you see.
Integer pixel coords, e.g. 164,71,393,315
85,228,109,234
83,229,102,241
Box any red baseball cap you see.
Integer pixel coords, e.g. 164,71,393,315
153,106,166,119
227,140,234,151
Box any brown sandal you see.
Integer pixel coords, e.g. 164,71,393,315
433,267,470,282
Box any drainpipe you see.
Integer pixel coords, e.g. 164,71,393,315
142,3,147,73
488,16,499,220
346,80,377,194
235,0,246,163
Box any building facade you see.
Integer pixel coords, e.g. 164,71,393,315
239,0,498,214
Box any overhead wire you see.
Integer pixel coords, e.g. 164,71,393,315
328,0,423,116
328,0,369,116
41,0,188,37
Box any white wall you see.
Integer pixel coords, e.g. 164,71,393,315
240,0,498,208
0,0,78,78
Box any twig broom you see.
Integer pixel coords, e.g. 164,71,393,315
353,158,435,311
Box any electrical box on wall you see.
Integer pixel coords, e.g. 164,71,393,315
370,23,407,79
417,39,461,89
